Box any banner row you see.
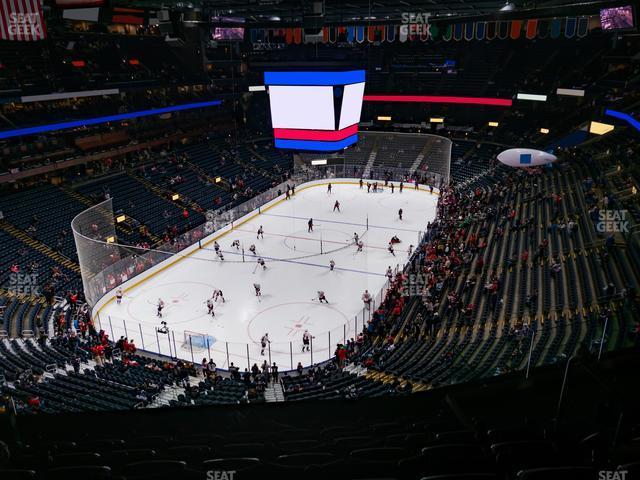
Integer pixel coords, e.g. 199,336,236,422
250,16,601,45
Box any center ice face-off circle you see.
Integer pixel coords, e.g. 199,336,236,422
282,227,355,254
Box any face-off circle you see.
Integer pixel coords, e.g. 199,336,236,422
246,301,351,354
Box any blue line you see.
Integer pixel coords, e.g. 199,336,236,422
264,70,365,86
275,134,358,151
262,212,421,233
209,248,385,277
604,109,640,132
0,100,223,139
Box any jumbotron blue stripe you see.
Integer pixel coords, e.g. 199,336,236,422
264,70,365,86
274,134,358,151
0,100,223,140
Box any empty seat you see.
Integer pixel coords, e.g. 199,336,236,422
0,469,36,480
201,457,261,472
517,467,594,480
124,460,187,477
47,465,112,480
273,452,335,467
51,452,102,467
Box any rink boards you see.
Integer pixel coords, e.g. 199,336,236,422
92,179,440,370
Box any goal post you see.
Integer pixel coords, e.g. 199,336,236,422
182,330,215,357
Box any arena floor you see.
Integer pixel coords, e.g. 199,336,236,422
96,181,439,371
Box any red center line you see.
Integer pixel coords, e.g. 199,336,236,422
233,228,388,250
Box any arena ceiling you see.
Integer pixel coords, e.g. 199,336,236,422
111,0,613,23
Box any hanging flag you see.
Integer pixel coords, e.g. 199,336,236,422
526,19,538,39
565,17,577,38
0,0,47,41
537,19,549,39
347,25,355,43
399,24,408,42
356,25,365,43
464,22,474,41
293,28,302,44
510,20,522,39
486,21,496,40
330,26,339,43
367,25,376,42
420,25,429,41
550,18,561,39
322,26,329,43
475,22,486,40
498,21,509,39
453,23,463,41
285,28,294,44
429,24,439,40
576,17,588,37
442,24,453,41
250,29,257,43
377,25,386,42
386,24,396,42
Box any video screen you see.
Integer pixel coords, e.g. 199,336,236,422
212,27,245,40
600,5,634,30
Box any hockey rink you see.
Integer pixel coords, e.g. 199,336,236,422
96,181,439,371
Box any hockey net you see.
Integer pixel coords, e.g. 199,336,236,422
182,330,215,352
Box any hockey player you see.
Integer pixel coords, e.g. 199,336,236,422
398,208,403,221
116,287,123,305
213,289,225,303
386,266,393,281
253,283,261,296
257,226,264,239
217,250,225,261
391,183,395,194
408,244,414,256
249,244,256,255
308,218,314,233
367,182,371,193
353,232,359,243
231,239,240,250
285,186,291,200
333,200,340,212
329,260,335,271
388,243,396,256
356,240,364,252
362,290,372,309
157,298,165,318
317,290,328,303
327,183,332,194
213,241,220,253
399,181,404,193
359,178,363,189
206,298,215,317
302,330,314,352
260,333,270,355
257,257,267,270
